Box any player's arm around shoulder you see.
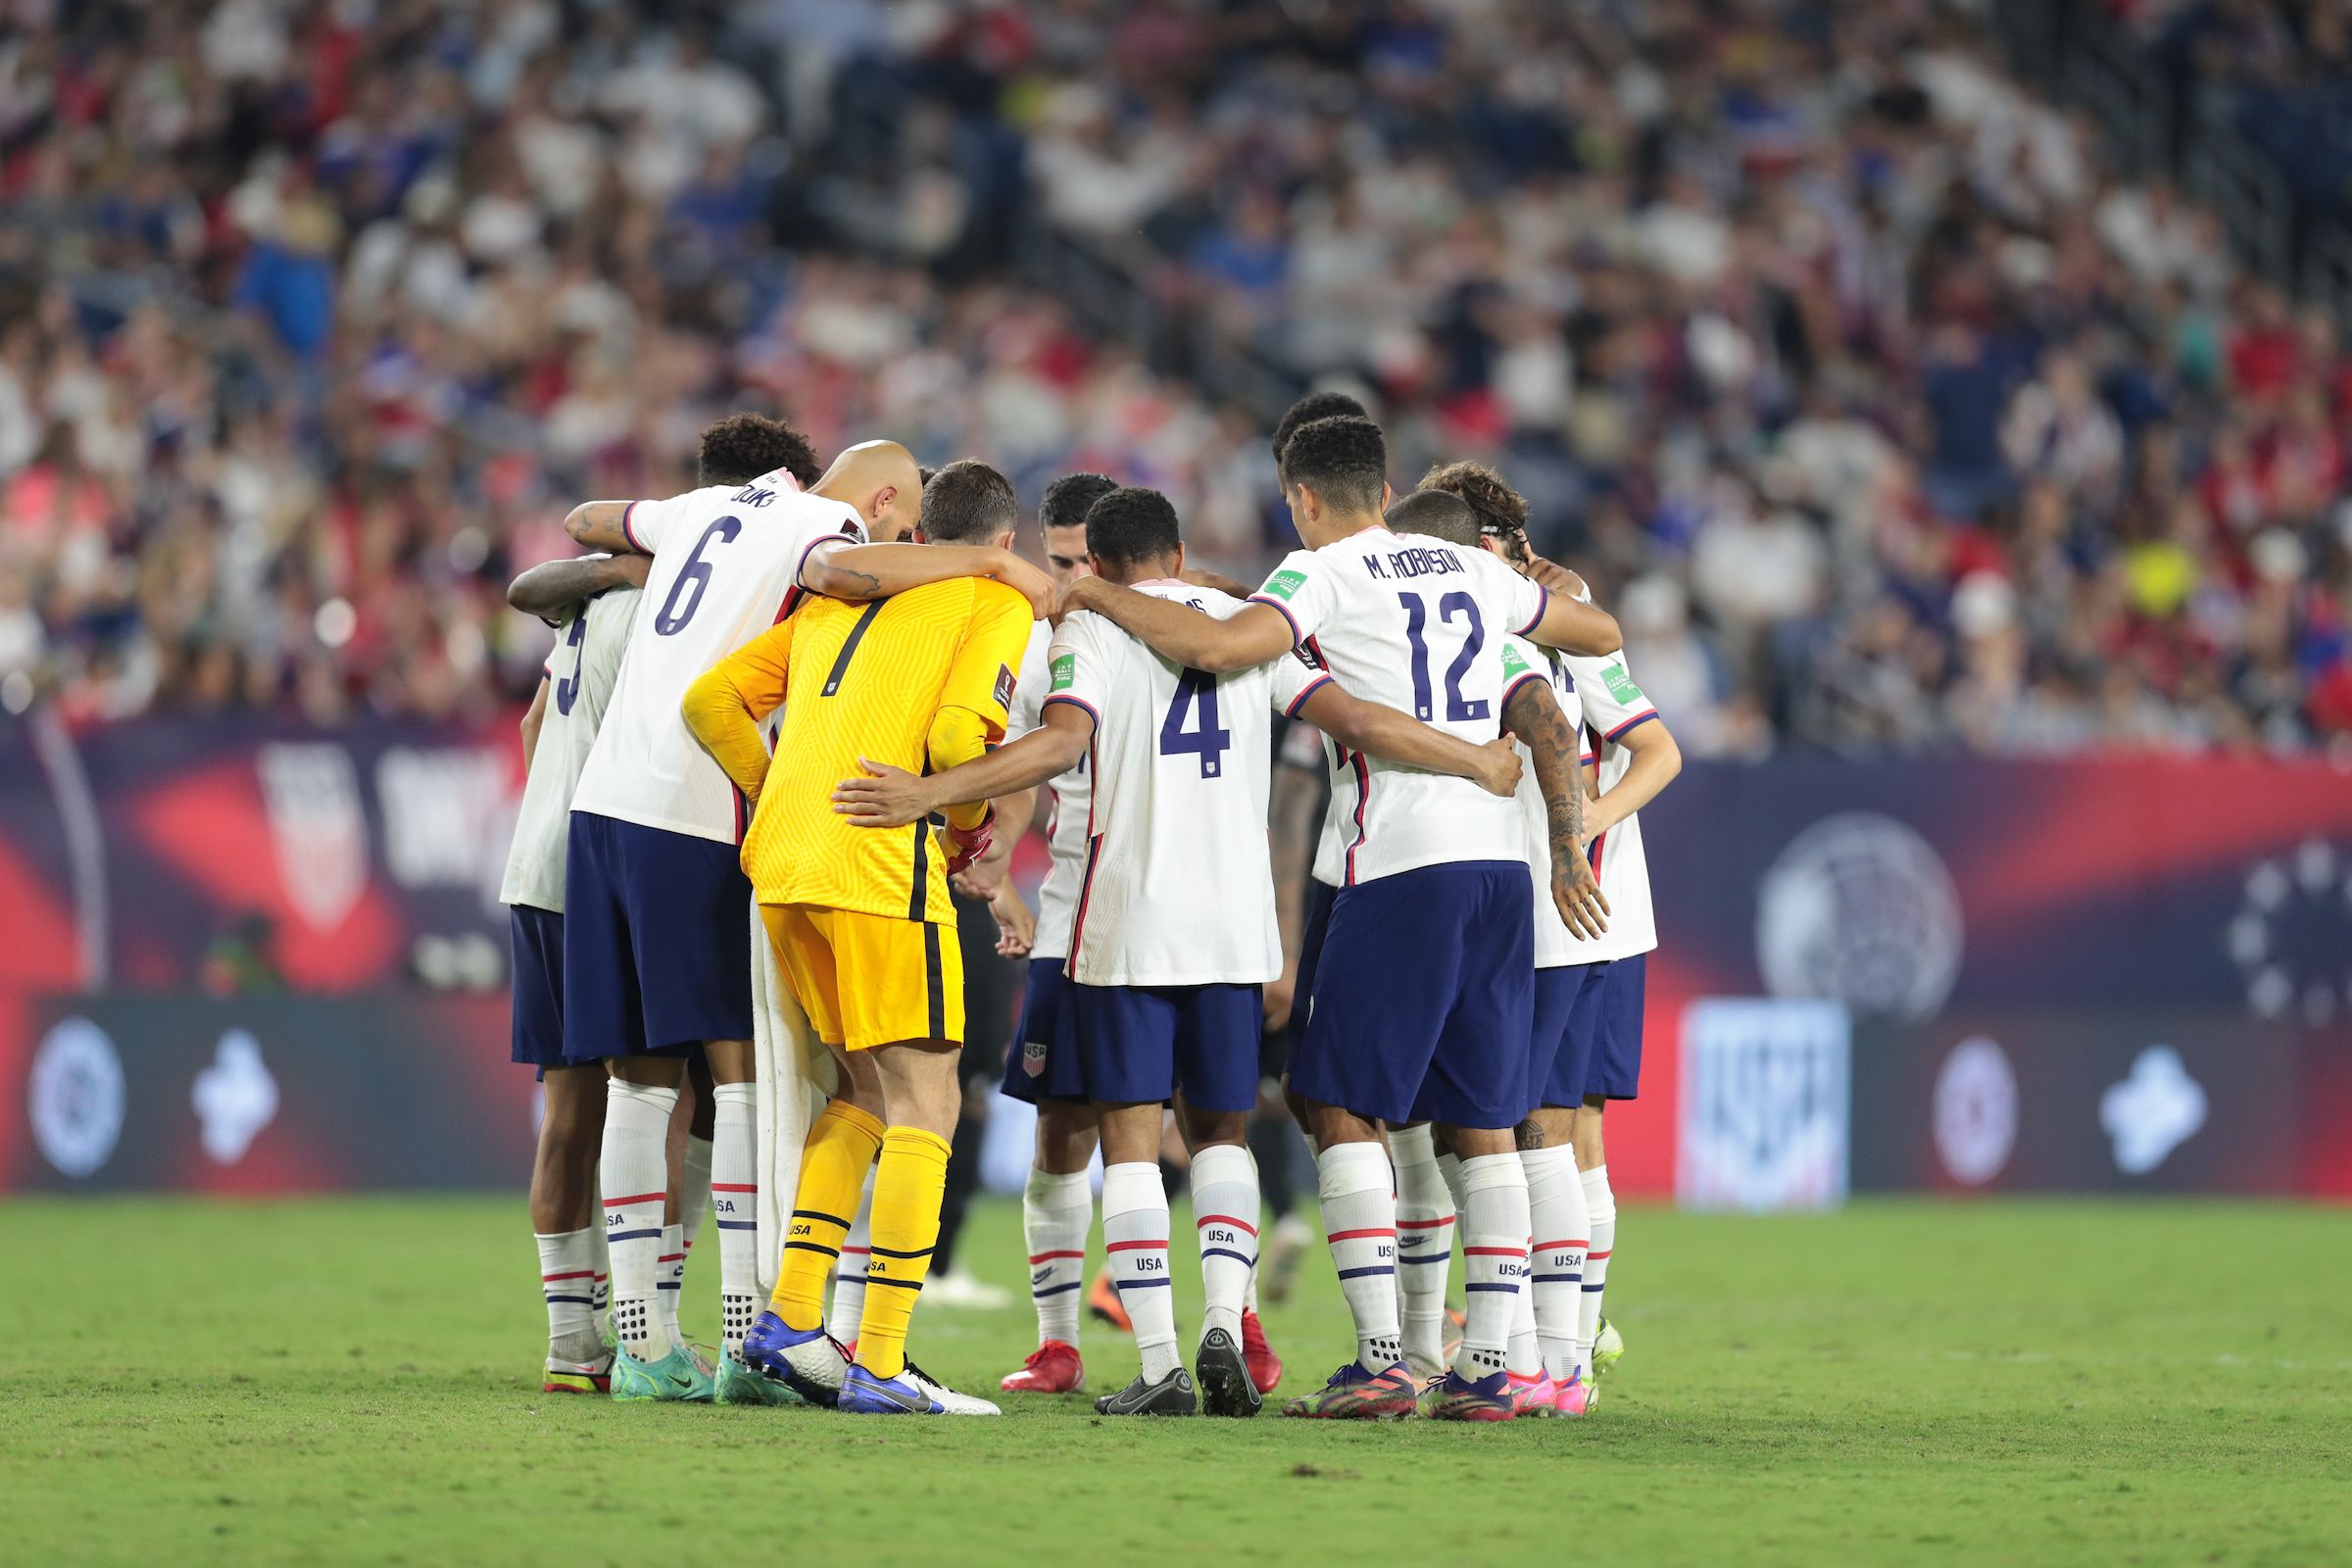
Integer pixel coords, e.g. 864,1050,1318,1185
800,538,1055,617
1291,677,1522,798
508,551,651,622
679,622,794,804
1059,573,1294,672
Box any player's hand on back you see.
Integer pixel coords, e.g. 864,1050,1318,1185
1552,852,1609,941
830,758,936,827
992,550,1056,617
1473,734,1524,798
1523,554,1586,601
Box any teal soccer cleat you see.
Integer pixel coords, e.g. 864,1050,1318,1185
715,1350,804,1406
611,1341,716,1402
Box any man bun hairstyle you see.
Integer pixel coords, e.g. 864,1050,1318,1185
1278,415,1388,514
1083,486,1182,568
1041,471,1118,533
1272,388,1370,466
1384,488,1482,547
699,413,820,489
1419,460,1529,537
921,458,1020,543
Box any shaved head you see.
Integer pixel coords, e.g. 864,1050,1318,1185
814,440,923,542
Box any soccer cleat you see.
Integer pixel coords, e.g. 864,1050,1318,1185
1195,1327,1262,1417
610,1341,716,1402
1097,1365,1198,1416
740,1310,850,1407
715,1350,803,1406
839,1359,1002,1415
1592,1315,1624,1378
1261,1213,1311,1304
1279,1361,1419,1420
1422,1367,1516,1422
1551,1373,1597,1417
1240,1308,1282,1395
1086,1268,1132,1333
1506,1370,1560,1417
542,1348,614,1395
926,1269,1012,1310
1001,1340,1085,1394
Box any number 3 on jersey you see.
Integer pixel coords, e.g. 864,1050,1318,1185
552,612,588,714
1159,667,1231,777
654,515,741,635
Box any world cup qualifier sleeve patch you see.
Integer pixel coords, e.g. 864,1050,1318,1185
1602,662,1645,705
1049,653,1076,691
995,662,1016,710
1259,568,1307,601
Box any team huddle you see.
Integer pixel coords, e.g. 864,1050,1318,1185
499,391,1680,1420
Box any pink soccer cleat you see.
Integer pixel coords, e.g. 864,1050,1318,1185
1506,1369,1560,1417
1551,1373,1597,1417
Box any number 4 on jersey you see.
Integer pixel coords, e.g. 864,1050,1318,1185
1158,667,1231,777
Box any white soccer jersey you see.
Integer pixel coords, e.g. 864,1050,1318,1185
1046,584,1329,987
1007,618,1094,960
1249,527,1546,884
501,586,639,913
1560,643,1659,963
1499,634,1588,969
569,472,866,843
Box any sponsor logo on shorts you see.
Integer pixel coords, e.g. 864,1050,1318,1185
1022,1039,1048,1078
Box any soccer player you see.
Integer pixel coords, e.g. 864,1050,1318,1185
500,548,648,1395
985,469,1115,1396
832,484,1523,1417
683,459,1038,1417
556,419,1051,1403
1055,416,1621,1420
1388,485,1607,1416
1421,459,1683,1394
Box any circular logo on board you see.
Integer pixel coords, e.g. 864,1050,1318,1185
1933,1036,2017,1186
1757,813,1963,1020
28,1016,125,1179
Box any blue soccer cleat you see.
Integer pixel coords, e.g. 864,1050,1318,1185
838,1360,1001,1415
740,1310,849,1407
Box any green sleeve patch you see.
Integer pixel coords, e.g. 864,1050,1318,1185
1500,642,1533,680
1049,653,1076,692
1602,662,1645,705
1258,568,1308,602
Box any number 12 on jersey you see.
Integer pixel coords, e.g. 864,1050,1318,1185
1158,667,1232,777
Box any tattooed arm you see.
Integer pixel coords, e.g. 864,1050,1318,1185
1502,675,1608,941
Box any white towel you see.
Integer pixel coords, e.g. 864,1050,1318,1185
750,899,832,1296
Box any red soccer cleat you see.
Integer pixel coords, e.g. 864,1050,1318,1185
1240,1308,1282,1395
1000,1340,1085,1394
1086,1268,1132,1333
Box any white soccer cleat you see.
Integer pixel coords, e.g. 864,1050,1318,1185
925,1270,1013,1310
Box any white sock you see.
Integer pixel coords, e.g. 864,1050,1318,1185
589,1187,612,1328
1388,1126,1454,1371
1523,1145,1591,1381
681,1133,712,1253
658,1221,686,1347
1102,1161,1179,1382
1507,1231,1542,1378
1022,1165,1090,1348
710,1084,760,1358
1189,1144,1257,1345
601,1080,677,1360
831,1164,877,1344
1453,1152,1530,1382
1316,1140,1400,1373
1243,1151,1263,1315
536,1227,602,1361
1580,1163,1616,1351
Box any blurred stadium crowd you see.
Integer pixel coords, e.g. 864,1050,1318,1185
2,0,2349,754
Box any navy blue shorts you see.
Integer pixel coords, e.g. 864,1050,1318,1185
562,811,754,1062
510,904,566,1073
1068,981,1263,1114
1580,953,1646,1101
1000,956,1089,1104
1283,879,1339,1065
1293,861,1534,1130
1529,961,1601,1114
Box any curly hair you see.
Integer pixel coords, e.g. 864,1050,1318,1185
1418,460,1529,537
1083,485,1182,566
698,413,820,489
1271,389,1369,466
1277,415,1387,514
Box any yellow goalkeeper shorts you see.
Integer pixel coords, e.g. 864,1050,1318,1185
760,904,964,1051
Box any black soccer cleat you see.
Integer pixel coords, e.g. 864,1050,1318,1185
1195,1327,1263,1418
1094,1365,1198,1417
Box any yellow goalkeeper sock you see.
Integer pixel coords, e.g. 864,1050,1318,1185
770,1100,884,1332
858,1127,952,1381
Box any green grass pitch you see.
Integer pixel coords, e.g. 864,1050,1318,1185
2,1196,2346,1566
